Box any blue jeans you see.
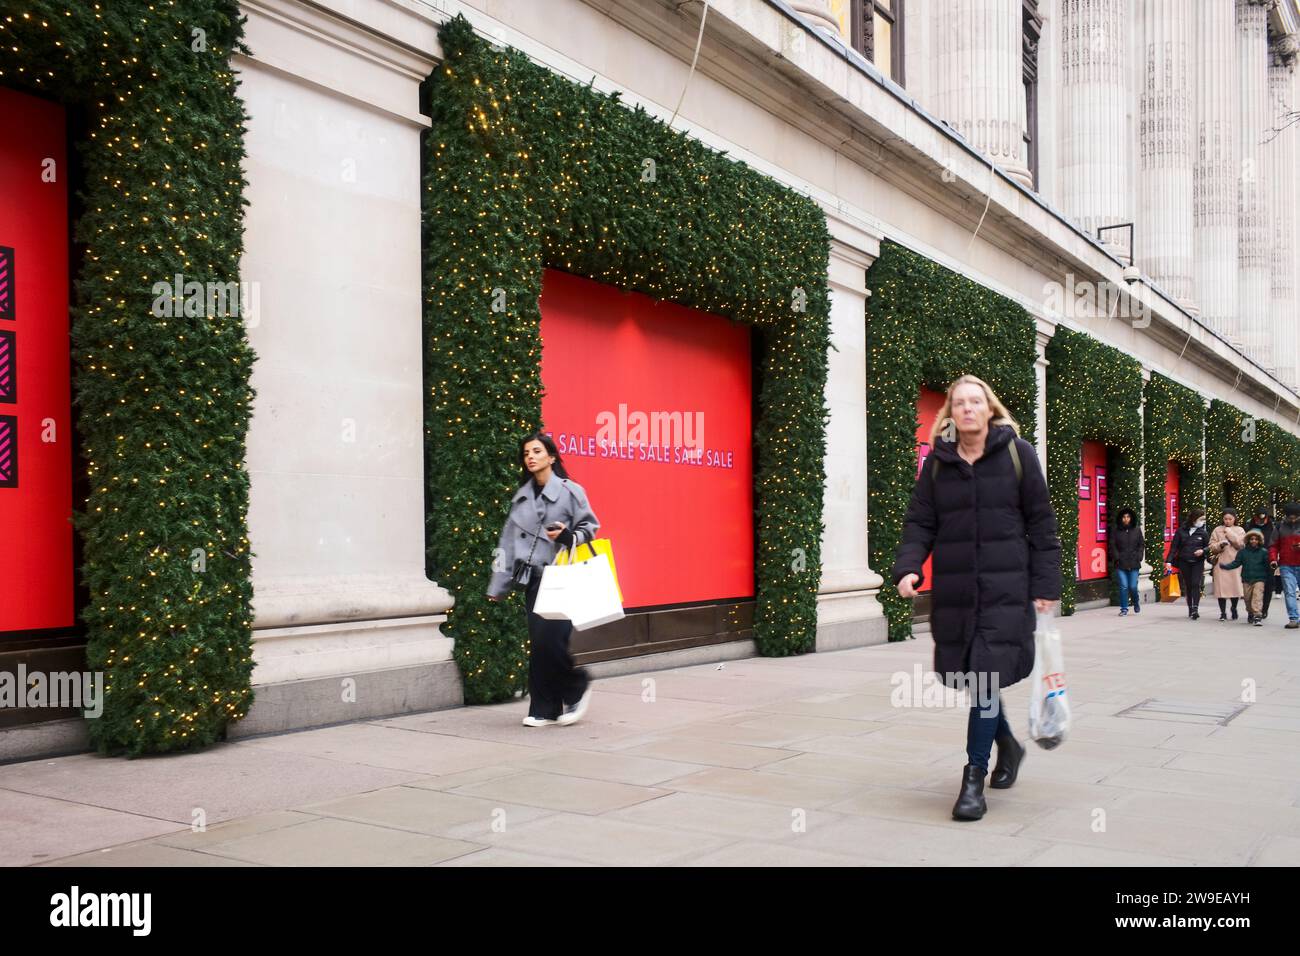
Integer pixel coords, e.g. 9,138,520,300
1281,566,1300,624
1115,567,1140,610
966,693,1011,772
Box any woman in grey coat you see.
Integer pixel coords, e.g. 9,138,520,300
487,431,600,727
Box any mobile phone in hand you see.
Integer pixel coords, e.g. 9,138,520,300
546,522,563,531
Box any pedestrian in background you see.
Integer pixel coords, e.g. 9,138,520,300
1208,509,1246,621
1269,502,1300,629
1246,507,1277,620
1219,529,1271,626
1167,509,1209,620
1108,506,1144,616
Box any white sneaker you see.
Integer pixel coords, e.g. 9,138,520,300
557,687,593,726
521,715,557,727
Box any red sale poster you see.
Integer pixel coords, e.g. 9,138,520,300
0,86,73,636
913,386,946,593
1077,439,1108,580
539,269,753,609
1164,461,1180,560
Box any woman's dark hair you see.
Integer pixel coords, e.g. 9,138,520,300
517,430,571,485
1221,507,1238,519
1183,508,1206,530
1253,506,1271,521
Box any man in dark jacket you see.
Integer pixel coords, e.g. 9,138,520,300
1268,502,1300,629
1248,507,1278,620
1108,506,1144,616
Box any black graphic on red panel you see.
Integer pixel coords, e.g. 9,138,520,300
0,246,13,321
0,414,16,488
0,330,13,404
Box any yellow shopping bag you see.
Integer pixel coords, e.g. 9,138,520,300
1160,571,1181,602
555,538,623,603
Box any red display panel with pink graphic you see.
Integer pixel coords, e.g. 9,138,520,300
1164,461,1180,560
913,387,946,593
539,269,753,610
1077,439,1108,581
0,86,73,636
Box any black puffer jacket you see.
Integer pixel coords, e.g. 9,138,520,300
1108,507,1144,570
1169,523,1210,565
892,424,1061,691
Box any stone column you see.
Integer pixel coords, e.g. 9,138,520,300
1137,365,1154,594
817,233,887,651
935,0,1034,188
1237,0,1272,367
1268,37,1298,385
234,0,456,735
1035,320,1054,468
1136,0,1195,310
1194,0,1240,340
791,0,843,37
1059,0,1131,239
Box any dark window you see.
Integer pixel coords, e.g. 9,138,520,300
851,0,905,86
1023,0,1042,189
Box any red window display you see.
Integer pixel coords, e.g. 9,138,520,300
1077,439,1108,581
0,86,73,636
1163,461,1180,560
912,386,946,593
539,269,753,610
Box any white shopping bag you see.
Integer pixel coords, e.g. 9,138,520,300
532,546,625,630
1028,610,1070,749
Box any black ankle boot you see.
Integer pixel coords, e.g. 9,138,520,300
952,764,987,821
990,732,1025,789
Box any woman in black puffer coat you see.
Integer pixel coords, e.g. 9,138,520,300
1166,509,1210,619
893,375,1061,823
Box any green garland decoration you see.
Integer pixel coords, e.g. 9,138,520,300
423,16,831,703
1142,373,1205,590
1250,419,1300,510
865,241,1038,641
1204,399,1253,516
2,2,255,754
1045,327,1143,614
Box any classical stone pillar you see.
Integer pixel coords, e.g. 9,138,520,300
1237,0,1272,367
817,233,887,651
1268,38,1298,385
1136,1,1195,310
935,0,1034,187
791,0,843,37
1059,0,1130,240
1137,366,1154,592
1034,320,1054,469
234,0,456,735
1194,0,1240,339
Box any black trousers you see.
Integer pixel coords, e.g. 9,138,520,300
1262,575,1275,616
524,574,590,720
1178,560,1204,610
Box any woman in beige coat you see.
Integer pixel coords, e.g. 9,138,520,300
1209,508,1247,621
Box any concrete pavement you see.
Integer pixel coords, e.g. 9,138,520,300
3,598,1299,867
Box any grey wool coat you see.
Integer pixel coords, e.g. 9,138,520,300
486,476,600,598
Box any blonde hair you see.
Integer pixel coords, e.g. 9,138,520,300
929,374,1021,446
